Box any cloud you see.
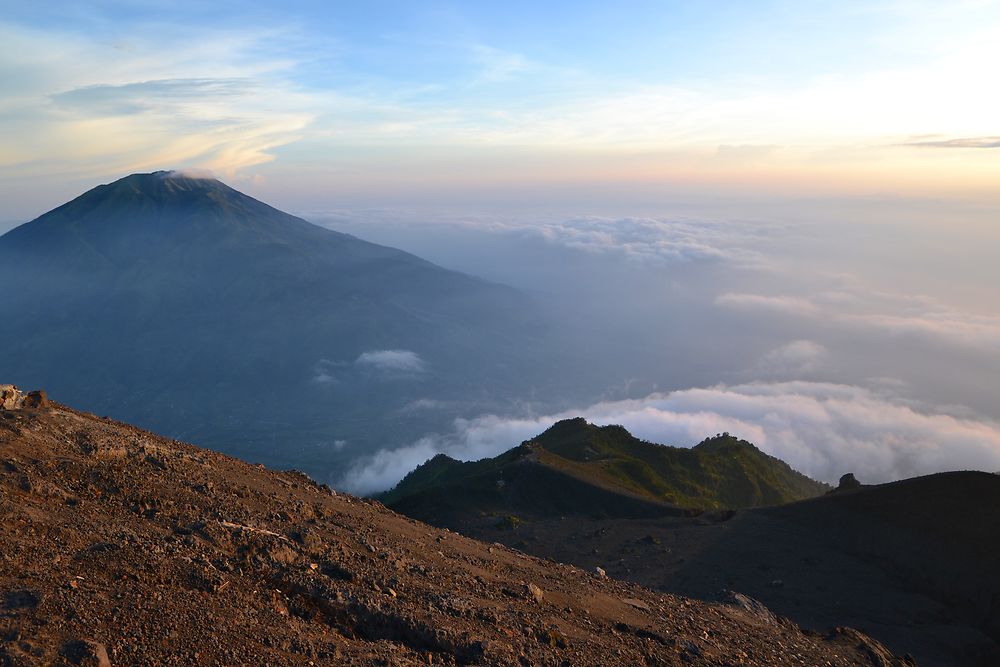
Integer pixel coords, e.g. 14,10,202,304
398,398,452,414
0,22,313,182
471,45,533,82
163,168,217,180
311,360,341,385
716,289,1000,353
338,381,1000,495
52,78,254,116
355,349,426,373
339,439,440,497
523,217,767,267
715,293,821,316
756,340,829,376
903,136,1000,149
317,212,771,270
842,311,1000,352
311,351,427,384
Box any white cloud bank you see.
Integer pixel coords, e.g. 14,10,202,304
338,381,1000,495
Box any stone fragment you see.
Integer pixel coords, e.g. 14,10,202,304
61,639,111,667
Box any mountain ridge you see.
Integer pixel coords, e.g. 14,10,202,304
381,418,829,525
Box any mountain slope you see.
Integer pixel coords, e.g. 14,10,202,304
381,418,828,524
0,392,905,666
465,471,1000,667
0,172,576,476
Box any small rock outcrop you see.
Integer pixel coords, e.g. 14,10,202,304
0,385,24,410
836,473,862,491
0,385,48,410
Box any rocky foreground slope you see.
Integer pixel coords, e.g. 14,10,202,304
0,393,910,666
434,474,1000,666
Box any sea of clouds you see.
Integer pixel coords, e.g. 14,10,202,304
313,209,1000,494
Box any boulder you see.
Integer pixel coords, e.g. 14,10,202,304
0,385,23,410
22,390,48,409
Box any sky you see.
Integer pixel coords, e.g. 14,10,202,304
3,1,1000,493
2,1,1000,221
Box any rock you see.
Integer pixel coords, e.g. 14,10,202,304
832,473,862,492
526,583,544,604
292,528,323,551
22,391,48,409
595,567,606,577
719,590,780,627
0,386,47,410
537,627,568,648
271,590,290,617
621,598,651,611
61,639,112,667
0,385,24,410
265,543,300,565
835,627,898,667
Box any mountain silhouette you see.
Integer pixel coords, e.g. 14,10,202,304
0,171,566,475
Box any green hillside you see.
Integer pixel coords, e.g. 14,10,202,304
381,418,829,520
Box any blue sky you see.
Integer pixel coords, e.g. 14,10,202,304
1,1,999,218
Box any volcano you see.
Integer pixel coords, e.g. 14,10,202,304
0,171,560,476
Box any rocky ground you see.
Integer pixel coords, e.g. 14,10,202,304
438,478,1000,667
0,396,913,666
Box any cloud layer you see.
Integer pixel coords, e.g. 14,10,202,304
338,381,1000,495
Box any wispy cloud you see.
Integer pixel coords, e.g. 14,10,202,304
755,340,829,377
716,290,1000,353
310,350,427,385
0,21,313,182
52,78,255,116
715,293,821,317
355,349,426,374
902,136,1000,149
470,45,533,83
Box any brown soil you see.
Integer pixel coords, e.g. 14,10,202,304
0,401,911,666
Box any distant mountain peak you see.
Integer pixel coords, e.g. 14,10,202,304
383,419,829,520
693,432,762,454
0,172,540,473
0,169,356,270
